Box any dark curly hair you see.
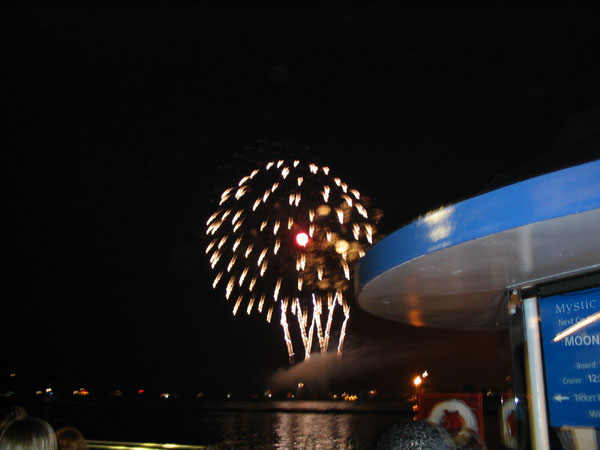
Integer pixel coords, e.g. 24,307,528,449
376,419,456,450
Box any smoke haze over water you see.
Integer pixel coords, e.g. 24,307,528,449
267,328,500,395
267,340,407,394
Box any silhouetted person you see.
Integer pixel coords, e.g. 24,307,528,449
55,427,87,450
0,417,57,450
0,406,27,433
377,419,456,450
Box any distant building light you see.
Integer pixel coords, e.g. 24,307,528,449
74,388,89,397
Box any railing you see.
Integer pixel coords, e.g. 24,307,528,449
87,441,208,450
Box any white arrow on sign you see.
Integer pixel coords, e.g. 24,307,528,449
553,393,570,403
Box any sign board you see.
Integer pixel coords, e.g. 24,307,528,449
539,286,600,428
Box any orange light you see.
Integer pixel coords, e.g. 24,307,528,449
296,232,309,247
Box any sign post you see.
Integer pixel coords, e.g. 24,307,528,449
539,287,600,428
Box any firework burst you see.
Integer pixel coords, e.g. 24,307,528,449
206,159,378,364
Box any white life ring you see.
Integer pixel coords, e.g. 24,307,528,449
426,399,479,444
500,398,518,450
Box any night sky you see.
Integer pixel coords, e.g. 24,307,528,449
4,2,600,399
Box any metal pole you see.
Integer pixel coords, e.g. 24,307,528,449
522,293,550,450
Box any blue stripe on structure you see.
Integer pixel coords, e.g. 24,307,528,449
357,159,600,293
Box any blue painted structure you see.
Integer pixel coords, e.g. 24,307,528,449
358,160,600,293
356,159,600,330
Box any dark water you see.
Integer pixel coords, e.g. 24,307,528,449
42,399,412,449
28,398,505,449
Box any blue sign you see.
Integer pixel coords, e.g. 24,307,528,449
540,287,600,428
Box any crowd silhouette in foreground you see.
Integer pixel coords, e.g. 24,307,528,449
0,406,87,450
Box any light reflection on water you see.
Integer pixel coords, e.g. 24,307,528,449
216,410,378,449
46,399,409,450
273,412,355,449
202,401,408,449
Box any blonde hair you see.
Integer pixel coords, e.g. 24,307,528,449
0,417,57,450
55,427,87,450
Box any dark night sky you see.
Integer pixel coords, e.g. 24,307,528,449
4,2,600,398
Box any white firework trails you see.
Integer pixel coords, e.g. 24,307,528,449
206,160,377,364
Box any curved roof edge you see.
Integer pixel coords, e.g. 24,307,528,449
357,159,600,295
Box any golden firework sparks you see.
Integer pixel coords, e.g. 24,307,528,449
247,295,256,315
219,188,233,205
206,211,220,226
205,239,217,254
274,277,282,301
232,236,242,252
239,266,249,286
273,238,281,255
337,300,351,358
227,254,237,272
207,159,379,364
249,276,257,292
212,272,223,289
342,194,352,207
233,295,243,315
234,186,248,200
232,219,243,233
257,248,268,266
352,224,360,240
